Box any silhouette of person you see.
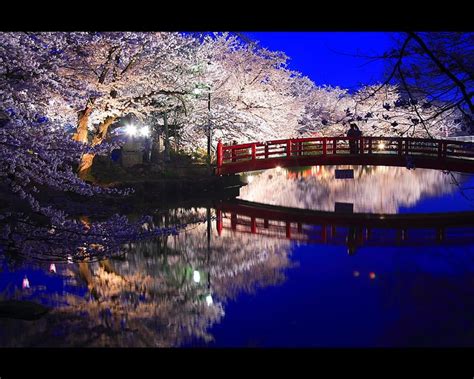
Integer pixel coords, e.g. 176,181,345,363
406,155,416,170
346,226,363,255
346,124,361,154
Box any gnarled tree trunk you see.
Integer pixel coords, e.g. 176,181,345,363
77,116,117,180
73,105,93,144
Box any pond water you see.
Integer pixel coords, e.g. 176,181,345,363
1,165,474,347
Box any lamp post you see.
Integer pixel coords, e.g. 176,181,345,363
206,91,212,170
193,84,212,172
191,207,213,306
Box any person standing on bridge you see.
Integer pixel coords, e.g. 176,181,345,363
347,124,362,154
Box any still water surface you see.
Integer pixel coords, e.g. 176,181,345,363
2,165,474,347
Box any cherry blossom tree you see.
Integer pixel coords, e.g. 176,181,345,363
0,32,195,261
299,84,465,138
179,33,313,151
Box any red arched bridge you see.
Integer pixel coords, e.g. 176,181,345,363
215,136,474,175
215,199,474,250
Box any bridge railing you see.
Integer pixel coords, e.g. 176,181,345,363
216,136,474,173
216,209,474,246
216,202,474,246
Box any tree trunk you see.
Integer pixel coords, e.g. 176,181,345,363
73,105,93,143
163,112,170,162
77,116,117,179
92,116,116,147
78,262,100,300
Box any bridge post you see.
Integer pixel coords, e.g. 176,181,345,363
251,217,257,234
398,139,402,156
442,141,447,158
332,138,337,154
321,225,327,243
437,141,442,159
322,139,327,155
360,137,364,155
286,140,292,157
251,143,256,161
217,140,223,175
286,222,291,238
368,138,373,154
265,143,269,159
405,139,409,155
231,213,237,230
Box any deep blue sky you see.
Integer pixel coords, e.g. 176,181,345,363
245,32,396,90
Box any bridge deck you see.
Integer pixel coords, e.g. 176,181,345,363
216,136,474,175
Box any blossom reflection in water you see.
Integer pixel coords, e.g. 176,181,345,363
239,165,466,214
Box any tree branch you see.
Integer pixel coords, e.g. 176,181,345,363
408,32,474,114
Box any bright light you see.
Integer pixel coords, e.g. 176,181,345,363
276,166,282,173
49,263,57,274
139,125,150,138
353,271,360,277
206,294,213,306
369,272,376,280
125,124,138,137
193,270,201,283
247,175,254,183
67,255,73,264
22,276,30,289
377,142,385,150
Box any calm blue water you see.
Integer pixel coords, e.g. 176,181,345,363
188,243,474,347
2,166,474,347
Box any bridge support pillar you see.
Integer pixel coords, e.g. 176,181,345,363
321,225,327,243
251,217,257,234
286,141,292,157
286,222,291,238
231,213,237,230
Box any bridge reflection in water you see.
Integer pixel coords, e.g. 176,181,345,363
216,199,474,254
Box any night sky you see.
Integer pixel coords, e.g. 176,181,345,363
245,32,396,90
